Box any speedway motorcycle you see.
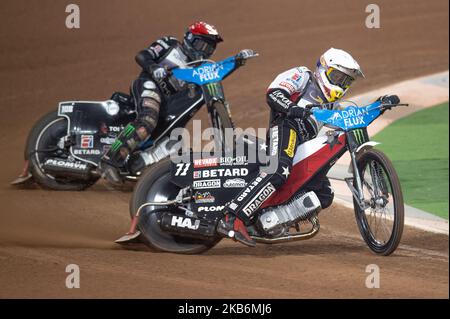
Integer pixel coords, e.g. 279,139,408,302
124,96,407,256
11,51,258,190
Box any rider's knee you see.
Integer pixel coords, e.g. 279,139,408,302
269,163,292,189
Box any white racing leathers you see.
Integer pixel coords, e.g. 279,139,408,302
226,67,335,223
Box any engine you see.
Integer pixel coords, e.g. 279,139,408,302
258,191,322,237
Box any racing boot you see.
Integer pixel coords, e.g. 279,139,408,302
217,213,256,247
99,123,140,185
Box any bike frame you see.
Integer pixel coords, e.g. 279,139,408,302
261,101,392,211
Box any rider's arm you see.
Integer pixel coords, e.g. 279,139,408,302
266,88,295,114
266,67,310,114
135,36,178,73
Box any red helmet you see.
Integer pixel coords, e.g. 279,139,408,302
184,21,223,59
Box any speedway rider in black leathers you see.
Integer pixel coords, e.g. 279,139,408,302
217,48,366,246
99,21,225,184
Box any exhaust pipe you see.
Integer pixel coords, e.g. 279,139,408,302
251,216,320,244
42,158,94,181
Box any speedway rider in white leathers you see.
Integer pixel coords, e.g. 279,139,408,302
217,48,365,246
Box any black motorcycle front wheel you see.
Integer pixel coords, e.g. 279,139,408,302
130,158,221,254
25,110,99,190
353,149,404,256
210,101,235,152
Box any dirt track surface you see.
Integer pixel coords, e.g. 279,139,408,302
0,0,448,298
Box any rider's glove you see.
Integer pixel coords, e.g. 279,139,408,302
376,95,400,105
148,64,168,81
235,49,256,66
377,94,400,112
287,107,311,120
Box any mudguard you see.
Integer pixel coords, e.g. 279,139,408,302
170,135,267,214
58,100,136,165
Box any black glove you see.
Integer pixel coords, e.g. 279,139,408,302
287,107,311,119
377,94,400,113
377,94,400,105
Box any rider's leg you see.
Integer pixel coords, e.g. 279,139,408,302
218,117,301,246
99,77,162,184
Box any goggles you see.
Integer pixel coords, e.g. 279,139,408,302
191,37,217,57
326,67,355,89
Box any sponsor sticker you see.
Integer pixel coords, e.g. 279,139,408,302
279,81,296,94
284,129,297,158
193,171,201,179
292,72,301,81
153,45,163,54
81,135,94,149
237,175,265,202
242,182,276,216
197,205,225,212
220,156,247,166
100,137,116,145
193,157,219,168
223,178,247,188
193,179,221,189
270,126,279,156
200,168,248,178
171,216,200,230
45,159,87,170
192,64,224,83
194,192,215,203
73,149,101,155
61,104,73,113
109,126,123,132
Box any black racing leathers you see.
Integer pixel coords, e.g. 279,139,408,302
103,36,192,168
226,67,335,223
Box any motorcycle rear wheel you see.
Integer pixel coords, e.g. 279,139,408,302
25,110,99,190
130,158,221,254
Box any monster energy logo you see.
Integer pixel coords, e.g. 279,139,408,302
111,140,122,152
353,129,367,144
206,83,221,97
123,124,135,137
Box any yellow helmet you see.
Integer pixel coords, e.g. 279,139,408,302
315,48,365,102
